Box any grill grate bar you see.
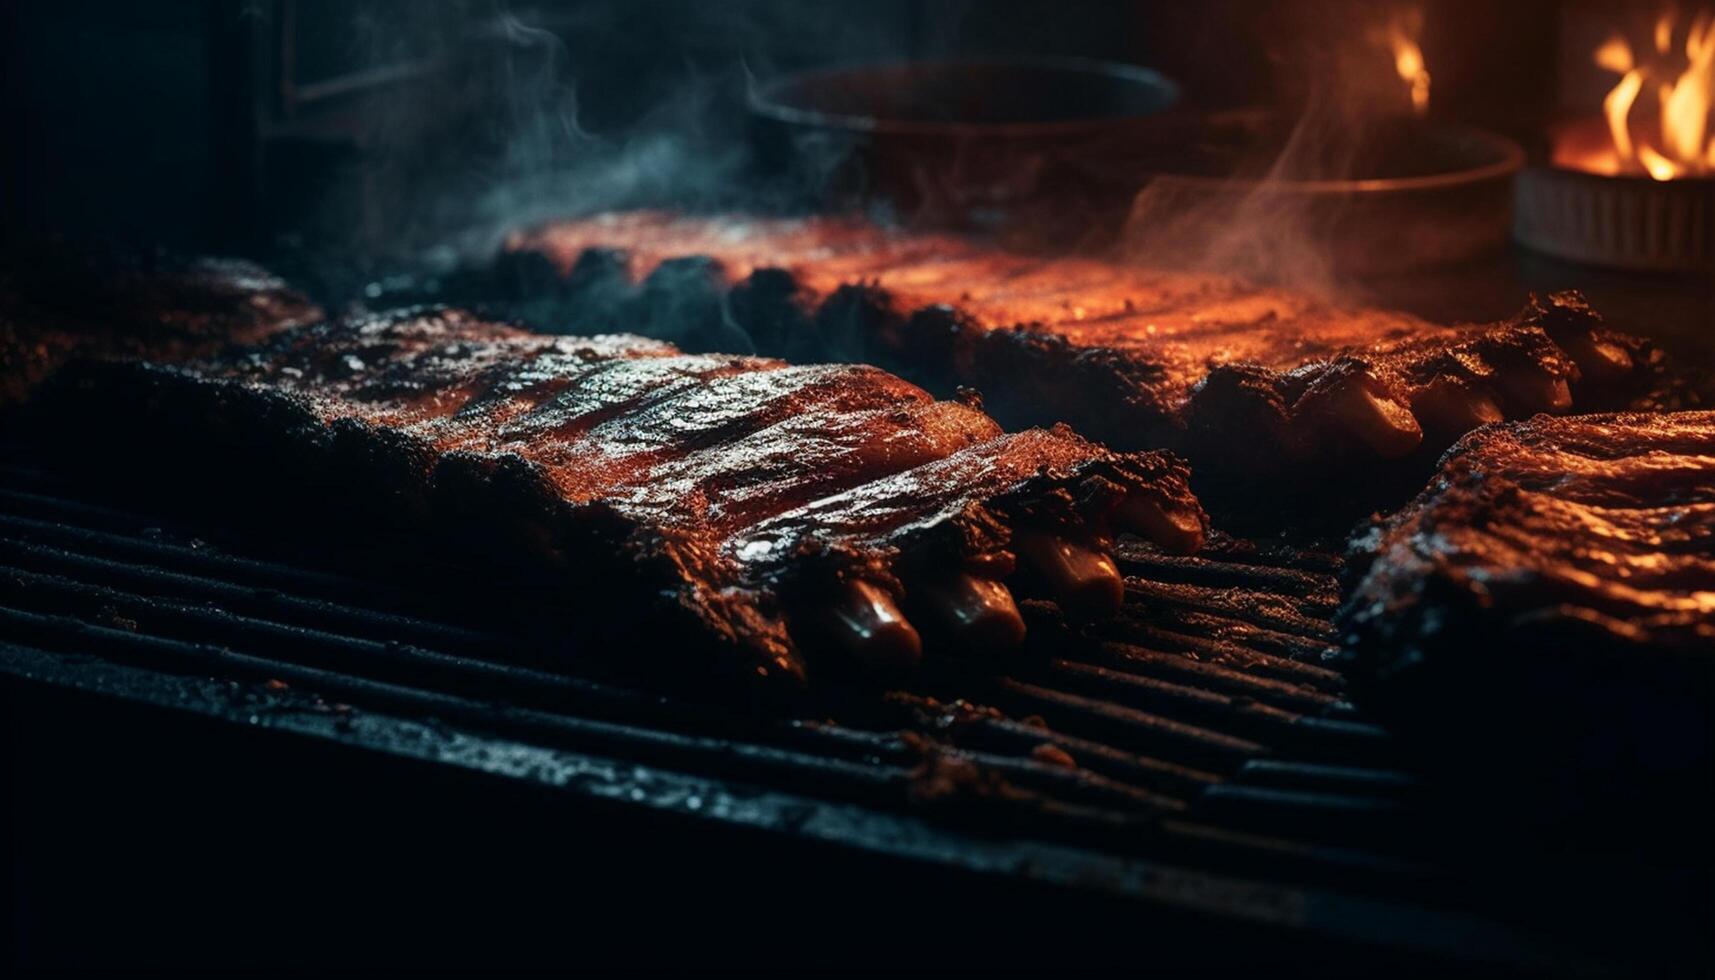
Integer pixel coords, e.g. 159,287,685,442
0,608,1426,886
1044,657,1312,733
0,560,606,701
0,504,412,608
0,631,1470,928
0,460,1438,888
0,559,966,770
1116,602,1343,664
1113,551,1344,614
879,692,1224,796
0,532,497,653
0,552,1382,796
1103,619,1347,690
1086,640,1349,714
1123,577,1340,643
988,676,1267,766
0,603,916,798
0,485,1393,780
935,745,1190,813
1234,758,1419,795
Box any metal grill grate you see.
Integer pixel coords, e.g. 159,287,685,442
0,447,1684,972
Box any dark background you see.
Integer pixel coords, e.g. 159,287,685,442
0,0,1706,346
3,0,1562,255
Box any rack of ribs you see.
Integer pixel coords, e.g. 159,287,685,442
32,307,1207,687
504,212,1658,493
1339,411,1714,814
0,239,323,405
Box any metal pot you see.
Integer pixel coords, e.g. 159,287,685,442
749,57,1181,247
1124,115,1526,276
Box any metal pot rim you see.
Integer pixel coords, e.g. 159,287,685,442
747,56,1181,139
1148,124,1525,197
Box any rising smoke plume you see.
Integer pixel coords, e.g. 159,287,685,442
1119,3,1440,295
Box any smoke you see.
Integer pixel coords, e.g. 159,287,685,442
268,0,972,347
330,2,762,272
310,1,1453,311
452,32,752,258
305,0,945,280
1118,2,1435,296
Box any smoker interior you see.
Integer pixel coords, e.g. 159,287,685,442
6,2,1714,975
2,441,1705,974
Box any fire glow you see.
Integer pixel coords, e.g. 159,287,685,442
1387,24,1431,116
1368,12,1431,117
1556,9,1715,180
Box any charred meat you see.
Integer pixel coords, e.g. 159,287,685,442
1340,411,1714,822
0,240,323,405
33,308,1206,686
0,240,323,406
506,212,1656,495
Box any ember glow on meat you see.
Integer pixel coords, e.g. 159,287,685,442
0,241,323,405
506,212,1657,487
35,308,1206,685
1345,409,1715,655
1340,411,1714,809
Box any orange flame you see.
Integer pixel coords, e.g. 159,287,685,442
1570,9,1715,180
1604,65,1644,163
1386,23,1431,116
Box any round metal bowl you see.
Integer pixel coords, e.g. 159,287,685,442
748,58,1180,243
1515,165,1715,271
1514,119,1715,272
1127,117,1526,275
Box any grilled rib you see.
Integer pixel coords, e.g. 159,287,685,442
34,307,1207,686
1344,410,1715,653
1339,411,1714,817
505,212,1657,498
0,239,322,405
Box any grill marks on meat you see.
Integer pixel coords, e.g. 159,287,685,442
45,308,1206,685
1344,412,1715,651
506,212,1655,483
1339,412,1714,810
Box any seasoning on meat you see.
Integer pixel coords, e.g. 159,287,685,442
507,212,1657,485
36,307,1207,685
0,239,322,404
1340,411,1714,809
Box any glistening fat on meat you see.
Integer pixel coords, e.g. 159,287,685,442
506,212,1659,489
33,308,1207,686
1340,410,1715,821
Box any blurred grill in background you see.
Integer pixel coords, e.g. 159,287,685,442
8,1,1704,343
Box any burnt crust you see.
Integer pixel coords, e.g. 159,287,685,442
1338,411,1714,821
1343,410,1715,659
31,309,1204,687
504,213,1664,505
0,240,322,406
